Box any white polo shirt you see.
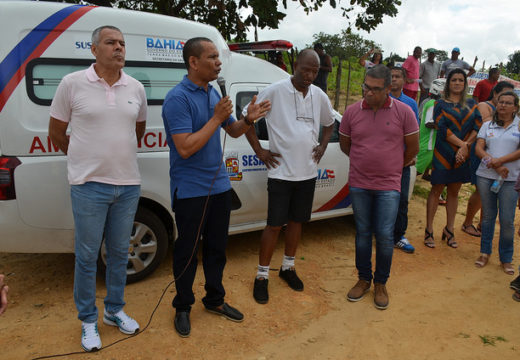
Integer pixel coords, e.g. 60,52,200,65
476,116,520,182
243,78,335,181
50,64,147,185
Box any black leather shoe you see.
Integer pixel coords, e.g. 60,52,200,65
279,268,304,291
253,278,269,304
205,303,244,322
174,311,190,337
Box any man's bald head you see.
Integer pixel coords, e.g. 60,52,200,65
297,49,320,64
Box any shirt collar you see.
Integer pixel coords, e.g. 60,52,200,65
85,63,128,86
361,96,392,110
181,75,213,92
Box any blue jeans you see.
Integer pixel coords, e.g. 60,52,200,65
394,166,410,243
350,187,400,284
476,176,517,263
71,182,140,323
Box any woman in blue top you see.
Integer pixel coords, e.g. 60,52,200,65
474,91,520,275
424,69,482,248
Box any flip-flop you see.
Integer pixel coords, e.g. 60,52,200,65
513,291,520,302
502,263,515,275
475,254,488,268
462,224,481,237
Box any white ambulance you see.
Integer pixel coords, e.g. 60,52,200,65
0,1,369,282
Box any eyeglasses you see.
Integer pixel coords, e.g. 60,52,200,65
498,101,515,106
362,83,385,93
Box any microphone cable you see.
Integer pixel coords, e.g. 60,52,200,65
32,121,231,360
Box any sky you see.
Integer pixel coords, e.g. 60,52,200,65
247,0,520,69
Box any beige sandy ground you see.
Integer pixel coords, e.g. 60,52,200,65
1,178,519,360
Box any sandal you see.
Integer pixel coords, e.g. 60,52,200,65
502,262,515,275
475,254,489,268
461,224,481,237
513,291,520,302
424,229,435,248
442,226,458,248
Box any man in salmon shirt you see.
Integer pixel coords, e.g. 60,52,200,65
339,65,419,310
402,46,422,101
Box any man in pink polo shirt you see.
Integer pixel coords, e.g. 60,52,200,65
339,65,419,310
402,46,422,101
49,25,146,352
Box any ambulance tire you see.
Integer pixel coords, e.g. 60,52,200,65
98,206,169,283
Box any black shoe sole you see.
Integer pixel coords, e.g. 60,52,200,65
254,296,268,304
175,329,190,338
205,308,244,322
279,272,304,291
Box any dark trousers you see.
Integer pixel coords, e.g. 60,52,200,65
172,190,231,312
394,166,411,243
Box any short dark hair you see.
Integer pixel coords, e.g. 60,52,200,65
391,66,407,79
493,90,519,125
366,64,391,87
183,37,212,70
489,67,500,77
296,48,319,62
314,43,323,50
92,25,122,45
487,80,514,100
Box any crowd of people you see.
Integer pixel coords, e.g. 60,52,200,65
3,27,520,355
353,45,520,304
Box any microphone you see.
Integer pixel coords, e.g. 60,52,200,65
217,77,226,97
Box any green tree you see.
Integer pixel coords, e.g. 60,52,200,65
506,51,520,75
422,49,448,62
384,52,405,66
48,0,401,41
311,31,379,109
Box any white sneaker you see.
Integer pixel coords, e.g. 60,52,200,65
103,309,140,335
81,322,102,352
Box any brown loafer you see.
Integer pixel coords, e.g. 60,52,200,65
475,254,489,268
502,263,515,275
346,279,371,302
374,283,389,310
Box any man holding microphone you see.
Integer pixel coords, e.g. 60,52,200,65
162,37,270,337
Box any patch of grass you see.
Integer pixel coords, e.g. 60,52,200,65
413,184,430,200
458,332,470,339
479,335,507,346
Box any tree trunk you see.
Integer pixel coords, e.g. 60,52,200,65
346,60,351,106
334,58,343,110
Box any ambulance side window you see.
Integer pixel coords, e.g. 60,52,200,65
235,91,268,141
26,58,186,106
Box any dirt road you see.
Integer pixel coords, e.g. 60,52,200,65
1,180,519,359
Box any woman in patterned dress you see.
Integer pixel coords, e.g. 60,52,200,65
424,68,482,248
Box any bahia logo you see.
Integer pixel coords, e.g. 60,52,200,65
75,41,92,50
317,169,335,179
146,37,184,50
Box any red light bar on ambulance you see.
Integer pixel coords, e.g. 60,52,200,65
228,40,293,52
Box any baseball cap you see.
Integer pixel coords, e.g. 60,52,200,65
452,47,460,53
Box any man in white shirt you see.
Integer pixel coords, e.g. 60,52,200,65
419,48,441,103
244,49,335,304
49,25,146,352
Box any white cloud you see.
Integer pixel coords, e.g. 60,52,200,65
249,0,520,68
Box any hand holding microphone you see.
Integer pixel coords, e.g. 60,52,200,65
214,77,233,124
